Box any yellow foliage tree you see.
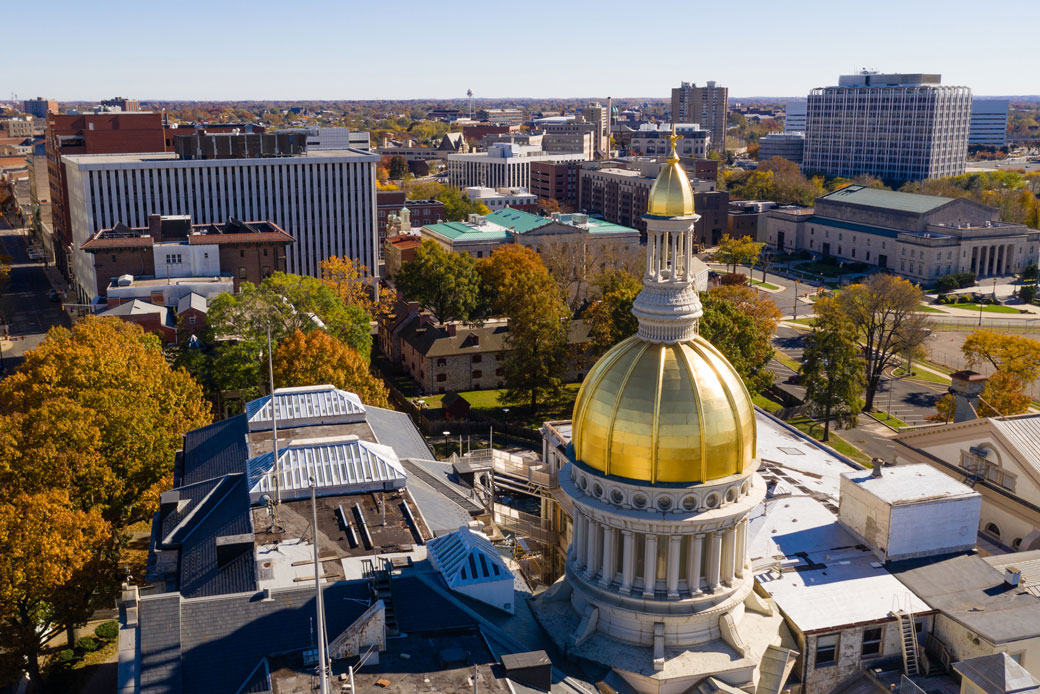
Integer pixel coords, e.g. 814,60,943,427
0,490,115,687
0,316,211,525
320,255,395,320
273,329,390,408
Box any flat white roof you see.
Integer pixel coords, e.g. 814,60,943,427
62,148,376,167
749,495,931,632
756,413,863,501
841,464,977,505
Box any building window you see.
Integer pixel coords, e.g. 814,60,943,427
862,628,883,658
437,358,447,366
815,634,839,668
263,248,268,256
496,367,504,376
188,316,196,325
240,250,245,258
166,253,182,264
111,254,116,262
472,355,482,364
473,370,482,378
984,522,1001,540
436,373,447,383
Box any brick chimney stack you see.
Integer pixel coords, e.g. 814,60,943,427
948,371,988,422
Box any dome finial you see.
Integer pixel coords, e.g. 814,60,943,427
668,122,680,162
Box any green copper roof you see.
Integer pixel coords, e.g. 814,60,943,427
426,208,638,243
821,185,956,214
485,209,551,233
424,221,511,242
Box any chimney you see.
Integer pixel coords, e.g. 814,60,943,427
1005,567,1022,586
949,371,988,423
871,457,884,478
446,323,457,337
147,214,163,241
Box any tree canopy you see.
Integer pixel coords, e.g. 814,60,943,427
273,330,390,408
714,234,765,273
396,239,482,323
800,303,866,440
699,286,779,394
319,255,395,320
433,187,491,221
584,270,642,354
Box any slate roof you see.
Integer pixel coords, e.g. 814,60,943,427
366,406,435,460
178,415,248,487
953,653,1040,694
820,185,956,214
136,575,477,694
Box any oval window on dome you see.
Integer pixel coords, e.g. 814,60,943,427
577,475,587,490
681,495,698,511
593,482,604,498
610,489,624,505
705,493,720,508
632,494,648,509
657,496,673,511
725,488,737,503
740,481,749,496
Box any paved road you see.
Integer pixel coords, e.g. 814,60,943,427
771,325,946,426
0,217,70,374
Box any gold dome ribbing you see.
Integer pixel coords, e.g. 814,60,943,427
646,125,695,218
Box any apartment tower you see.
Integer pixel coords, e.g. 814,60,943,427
671,81,728,152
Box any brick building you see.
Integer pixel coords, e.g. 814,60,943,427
376,191,444,257
80,214,293,302
23,97,58,118
530,161,579,208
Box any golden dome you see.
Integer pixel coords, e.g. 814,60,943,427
646,127,695,218
571,335,756,484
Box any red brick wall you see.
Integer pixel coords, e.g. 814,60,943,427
217,243,287,290
90,247,155,297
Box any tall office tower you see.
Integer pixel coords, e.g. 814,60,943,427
24,97,58,117
784,100,806,133
969,99,1009,147
61,132,378,302
670,81,728,152
582,102,610,158
802,72,971,181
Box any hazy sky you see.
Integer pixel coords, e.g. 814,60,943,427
7,0,1039,102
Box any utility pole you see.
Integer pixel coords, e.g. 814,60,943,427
311,480,329,694
266,324,282,507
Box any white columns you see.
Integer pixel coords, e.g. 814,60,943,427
599,526,616,588
585,520,600,579
734,521,747,579
643,534,658,598
688,535,703,595
707,532,722,591
721,527,736,586
666,535,682,598
620,530,635,594
574,512,587,570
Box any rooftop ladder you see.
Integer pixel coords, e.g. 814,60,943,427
892,596,920,677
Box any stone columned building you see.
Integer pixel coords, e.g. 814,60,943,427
533,131,795,694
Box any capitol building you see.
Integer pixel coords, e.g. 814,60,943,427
532,130,794,694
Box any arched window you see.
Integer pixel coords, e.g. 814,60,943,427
985,522,1001,539
1013,538,1023,550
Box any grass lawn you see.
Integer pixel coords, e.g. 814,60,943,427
752,393,784,414
797,262,842,277
945,302,1023,314
871,410,907,428
786,415,871,466
916,304,947,314
750,279,781,290
892,366,951,386
786,317,816,327
772,350,802,372
418,384,582,428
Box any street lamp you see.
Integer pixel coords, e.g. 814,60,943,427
443,430,451,457
502,407,510,432
793,280,801,320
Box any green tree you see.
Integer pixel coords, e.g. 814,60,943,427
800,306,866,441
434,187,491,221
396,239,482,323
585,270,641,354
713,234,764,273
206,272,372,359
699,291,776,394
388,155,408,180
820,274,929,411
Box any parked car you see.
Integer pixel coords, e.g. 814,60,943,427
48,288,59,302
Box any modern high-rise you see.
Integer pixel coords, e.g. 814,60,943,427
758,133,805,165
23,97,58,117
784,100,806,133
969,99,1009,147
671,81,728,152
61,137,378,301
582,101,610,157
447,143,586,189
802,72,971,181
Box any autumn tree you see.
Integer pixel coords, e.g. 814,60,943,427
434,187,491,221
938,330,1040,418
714,234,764,273
207,272,372,359
320,255,395,320
585,270,642,354
821,274,929,411
0,317,211,525
396,240,482,323
800,305,866,441
0,490,116,689
699,288,778,394
273,330,389,407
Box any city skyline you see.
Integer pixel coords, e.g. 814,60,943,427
7,0,1039,102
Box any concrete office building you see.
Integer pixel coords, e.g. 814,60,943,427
582,101,610,157
477,108,525,125
671,81,728,152
970,99,1010,147
61,141,378,301
447,143,586,189
530,161,580,208
628,124,709,159
295,127,371,151
579,159,728,245
23,97,58,117
758,133,805,165
541,121,598,159
802,72,971,181
762,185,1039,283
463,186,538,213
784,100,806,133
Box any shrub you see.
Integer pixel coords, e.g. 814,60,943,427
56,649,77,664
95,620,119,641
1020,285,1037,304
719,272,748,286
958,295,971,304
76,636,100,653
934,275,959,294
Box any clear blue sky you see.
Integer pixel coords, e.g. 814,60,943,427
7,0,1039,102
